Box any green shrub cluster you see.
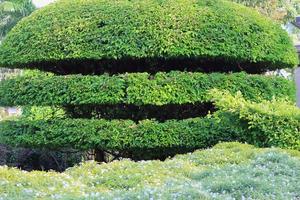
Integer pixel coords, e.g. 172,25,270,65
211,89,300,150
1,89,299,153
0,142,299,200
0,0,297,73
0,72,295,106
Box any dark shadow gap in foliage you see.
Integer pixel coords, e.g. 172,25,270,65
0,144,83,172
21,57,275,75
63,103,215,122
105,147,209,162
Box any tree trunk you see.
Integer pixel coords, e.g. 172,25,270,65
94,149,105,162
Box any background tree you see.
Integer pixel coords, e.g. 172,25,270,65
0,0,35,42
232,0,300,23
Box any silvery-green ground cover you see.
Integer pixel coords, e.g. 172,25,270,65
0,142,300,200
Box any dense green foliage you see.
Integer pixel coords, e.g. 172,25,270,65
0,142,299,199
0,0,298,180
0,0,297,73
0,117,230,151
62,103,215,121
1,90,300,153
0,0,35,119
211,90,300,150
191,151,300,199
0,72,295,106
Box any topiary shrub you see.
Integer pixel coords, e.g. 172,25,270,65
2,90,299,160
0,72,295,107
0,0,298,162
0,0,297,74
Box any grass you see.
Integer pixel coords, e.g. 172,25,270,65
0,142,300,200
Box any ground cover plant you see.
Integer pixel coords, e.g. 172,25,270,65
0,142,299,200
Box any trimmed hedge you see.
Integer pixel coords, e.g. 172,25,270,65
1,103,299,153
0,0,297,73
2,89,300,154
0,117,235,151
0,72,295,106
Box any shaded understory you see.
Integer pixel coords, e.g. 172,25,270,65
26,58,271,75
64,103,215,122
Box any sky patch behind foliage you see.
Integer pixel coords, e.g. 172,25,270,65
32,0,54,8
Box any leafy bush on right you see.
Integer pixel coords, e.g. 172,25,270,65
210,89,300,150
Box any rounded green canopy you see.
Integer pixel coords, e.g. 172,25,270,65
0,0,297,74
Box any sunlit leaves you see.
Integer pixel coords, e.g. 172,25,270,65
0,0,297,71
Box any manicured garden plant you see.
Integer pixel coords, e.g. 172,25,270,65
0,0,298,161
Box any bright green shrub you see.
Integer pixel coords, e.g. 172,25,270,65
0,72,295,106
0,0,297,73
176,142,260,167
1,88,299,157
210,89,300,150
2,94,300,153
21,106,65,120
0,143,299,200
2,88,300,154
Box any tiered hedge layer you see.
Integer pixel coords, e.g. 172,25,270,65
0,0,297,72
0,72,295,106
1,111,298,151
0,117,246,150
1,77,298,153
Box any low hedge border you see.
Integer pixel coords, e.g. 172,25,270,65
0,72,295,106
